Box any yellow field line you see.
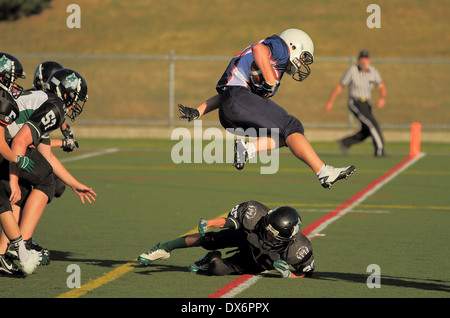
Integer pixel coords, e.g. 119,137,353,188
57,262,136,298
56,212,229,298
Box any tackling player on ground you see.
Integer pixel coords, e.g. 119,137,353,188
178,28,355,189
138,201,315,279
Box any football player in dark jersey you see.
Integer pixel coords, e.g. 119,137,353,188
31,60,79,153
0,53,40,275
1,68,96,267
138,201,315,279
30,61,78,200
178,29,355,189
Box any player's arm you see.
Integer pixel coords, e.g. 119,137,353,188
197,216,239,236
8,125,35,204
291,255,315,278
50,139,63,148
178,95,220,122
196,94,220,117
0,126,21,163
273,259,314,279
37,143,97,204
252,43,277,86
50,138,79,152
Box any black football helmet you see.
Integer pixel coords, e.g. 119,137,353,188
258,206,302,250
0,53,26,99
46,69,88,121
33,61,63,91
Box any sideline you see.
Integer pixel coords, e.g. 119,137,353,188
208,152,426,298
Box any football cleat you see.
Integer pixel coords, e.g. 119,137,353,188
26,238,50,265
0,254,22,275
233,139,248,170
20,250,40,275
318,165,356,189
138,243,171,265
6,238,50,265
188,251,222,272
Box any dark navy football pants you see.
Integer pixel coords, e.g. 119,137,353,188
218,86,304,142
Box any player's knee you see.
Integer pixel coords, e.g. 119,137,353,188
34,174,56,203
199,232,217,250
283,116,304,139
54,178,66,198
208,258,229,276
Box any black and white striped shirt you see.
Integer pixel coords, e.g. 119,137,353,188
340,65,382,101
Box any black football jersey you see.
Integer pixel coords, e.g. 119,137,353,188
227,200,315,274
6,90,66,146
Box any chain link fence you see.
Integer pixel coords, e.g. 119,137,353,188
15,52,450,133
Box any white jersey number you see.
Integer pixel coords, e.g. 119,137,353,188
41,110,57,131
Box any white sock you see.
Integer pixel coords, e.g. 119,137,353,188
246,142,257,159
316,164,326,177
10,236,30,263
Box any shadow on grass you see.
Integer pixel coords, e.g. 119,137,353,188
50,250,134,268
311,271,450,293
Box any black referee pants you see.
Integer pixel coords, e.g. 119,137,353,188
341,98,385,157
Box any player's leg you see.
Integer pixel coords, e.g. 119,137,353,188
189,229,246,274
138,233,202,265
17,190,47,240
7,149,55,264
285,132,324,173
285,132,356,188
0,199,39,275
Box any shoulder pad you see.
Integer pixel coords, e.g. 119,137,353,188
0,90,19,125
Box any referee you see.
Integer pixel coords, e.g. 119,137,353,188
325,50,387,157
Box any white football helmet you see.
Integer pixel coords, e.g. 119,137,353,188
279,29,314,81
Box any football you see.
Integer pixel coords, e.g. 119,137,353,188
249,61,280,86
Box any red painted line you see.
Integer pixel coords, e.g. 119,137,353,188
208,275,255,299
302,156,412,237
208,155,417,298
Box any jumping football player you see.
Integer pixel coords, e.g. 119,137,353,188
178,28,355,189
138,200,315,278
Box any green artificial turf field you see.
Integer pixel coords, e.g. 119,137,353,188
1,139,448,300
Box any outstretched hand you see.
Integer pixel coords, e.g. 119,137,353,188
178,104,200,122
72,184,97,204
198,218,208,236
